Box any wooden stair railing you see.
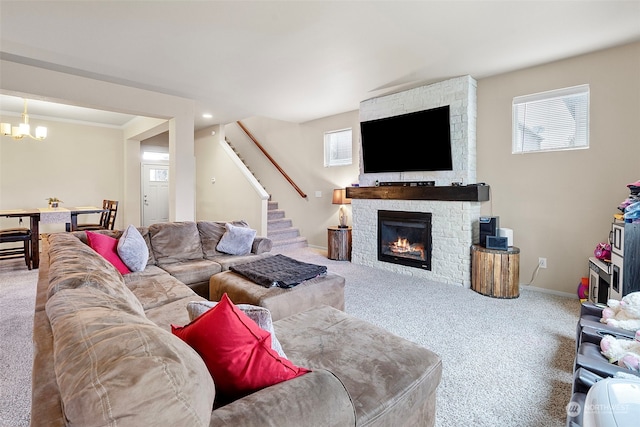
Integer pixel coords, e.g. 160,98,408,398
236,120,307,199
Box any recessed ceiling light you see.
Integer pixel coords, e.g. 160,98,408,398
202,113,213,119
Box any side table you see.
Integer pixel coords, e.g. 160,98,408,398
471,244,520,298
328,226,352,261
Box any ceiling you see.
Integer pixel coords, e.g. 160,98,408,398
0,95,138,129
1,1,639,131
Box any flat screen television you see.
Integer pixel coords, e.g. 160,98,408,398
360,105,452,173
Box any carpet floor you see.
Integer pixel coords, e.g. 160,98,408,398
0,247,580,426
0,259,36,427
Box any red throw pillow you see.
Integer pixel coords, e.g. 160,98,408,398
86,231,131,275
172,293,310,400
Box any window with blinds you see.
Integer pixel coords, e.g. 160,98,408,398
512,84,589,154
324,128,352,167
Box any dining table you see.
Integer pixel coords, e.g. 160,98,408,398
0,206,108,269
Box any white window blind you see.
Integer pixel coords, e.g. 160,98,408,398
513,84,589,154
324,128,352,167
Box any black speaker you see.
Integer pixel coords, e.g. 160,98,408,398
479,216,499,247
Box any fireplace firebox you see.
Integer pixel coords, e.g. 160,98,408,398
378,210,432,270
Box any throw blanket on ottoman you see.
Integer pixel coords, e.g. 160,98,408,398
230,254,327,288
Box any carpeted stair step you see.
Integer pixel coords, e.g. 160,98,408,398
266,200,307,249
268,227,301,241
267,217,293,230
267,220,308,249
270,236,308,251
267,209,286,221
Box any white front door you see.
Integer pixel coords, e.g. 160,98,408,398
142,163,169,226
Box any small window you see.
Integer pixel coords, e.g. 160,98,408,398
142,151,169,161
149,168,169,182
513,84,589,154
324,128,352,167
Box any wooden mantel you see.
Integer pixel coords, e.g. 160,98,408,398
345,185,490,202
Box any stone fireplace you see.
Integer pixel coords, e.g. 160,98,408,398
350,75,481,287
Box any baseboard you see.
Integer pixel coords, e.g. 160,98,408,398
286,246,579,299
520,284,578,299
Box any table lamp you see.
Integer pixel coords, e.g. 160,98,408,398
332,188,351,228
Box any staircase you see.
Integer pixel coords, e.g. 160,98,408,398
225,137,308,250
267,200,308,251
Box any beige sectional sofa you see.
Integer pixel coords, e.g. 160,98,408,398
145,220,273,298
31,221,443,426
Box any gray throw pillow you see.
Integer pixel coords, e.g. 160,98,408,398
117,225,149,272
216,222,256,255
186,300,287,359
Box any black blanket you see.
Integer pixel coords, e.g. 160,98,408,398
230,254,327,288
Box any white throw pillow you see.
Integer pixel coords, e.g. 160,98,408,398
117,225,149,272
216,222,256,255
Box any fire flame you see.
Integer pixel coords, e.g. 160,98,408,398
389,237,425,259
391,237,412,253
396,238,409,249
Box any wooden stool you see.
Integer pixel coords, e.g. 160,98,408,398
471,244,520,298
328,226,352,261
0,228,32,270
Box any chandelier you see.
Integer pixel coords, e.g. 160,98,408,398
1,99,48,140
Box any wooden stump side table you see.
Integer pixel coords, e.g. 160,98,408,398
471,244,520,298
328,227,352,261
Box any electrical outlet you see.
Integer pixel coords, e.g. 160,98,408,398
538,257,547,269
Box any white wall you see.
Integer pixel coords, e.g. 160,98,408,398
194,125,265,234
477,41,640,295
0,59,196,224
223,112,361,248
0,118,124,232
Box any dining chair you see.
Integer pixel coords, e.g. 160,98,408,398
76,200,119,231
0,227,32,270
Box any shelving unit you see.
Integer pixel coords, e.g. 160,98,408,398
609,221,640,300
588,221,640,303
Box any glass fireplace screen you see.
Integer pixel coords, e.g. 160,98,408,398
377,210,432,270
